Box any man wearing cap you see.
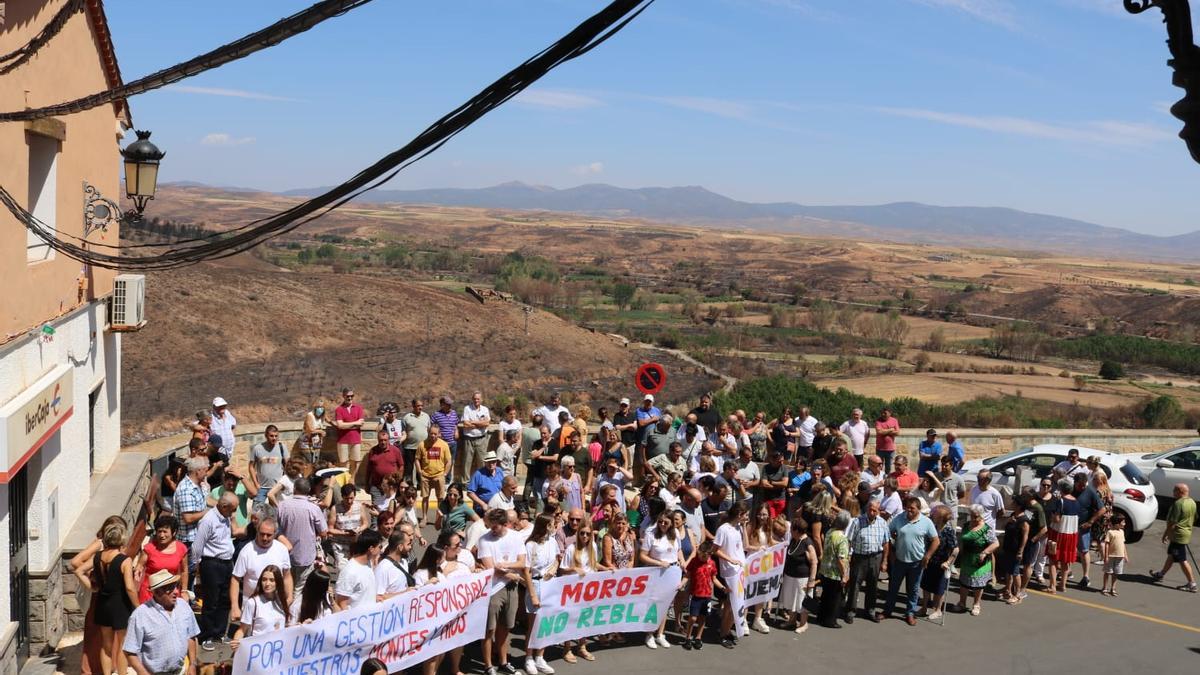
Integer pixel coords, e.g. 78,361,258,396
378,403,406,447
209,396,237,463
468,451,506,514
613,398,639,448
534,393,571,435
635,394,662,444
917,429,943,476
332,387,366,479
460,391,492,479
192,492,241,650
429,395,459,473
124,570,200,675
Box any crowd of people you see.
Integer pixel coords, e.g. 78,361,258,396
68,390,1196,675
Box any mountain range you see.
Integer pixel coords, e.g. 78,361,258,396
196,181,1197,260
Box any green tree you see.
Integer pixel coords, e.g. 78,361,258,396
297,248,313,263
1140,395,1185,428
1098,360,1125,380
611,282,637,311
315,243,337,259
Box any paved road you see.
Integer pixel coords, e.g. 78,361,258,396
53,520,1194,675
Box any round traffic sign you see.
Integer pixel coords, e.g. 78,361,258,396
635,362,667,396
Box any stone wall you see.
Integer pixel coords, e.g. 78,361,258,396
27,562,63,655
887,428,1196,462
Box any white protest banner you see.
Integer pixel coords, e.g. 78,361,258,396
743,541,788,608
233,570,492,675
723,540,788,636
528,565,682,649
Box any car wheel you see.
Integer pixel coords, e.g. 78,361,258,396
1119,511,1143,544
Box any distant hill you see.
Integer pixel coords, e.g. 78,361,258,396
176,180,1193,260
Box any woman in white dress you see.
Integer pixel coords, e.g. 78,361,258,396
522,514,560,675
639,512,684,649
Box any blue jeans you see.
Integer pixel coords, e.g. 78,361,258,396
885,559,925,617
254,485,270,504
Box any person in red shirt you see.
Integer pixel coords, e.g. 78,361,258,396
828,439,860,485
365,430,404,501
874,408,901,473
333,387,366,478
683,541,726,650
889,454,920,493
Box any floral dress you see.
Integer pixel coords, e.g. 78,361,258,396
958,524,997,589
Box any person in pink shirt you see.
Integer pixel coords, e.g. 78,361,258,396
332,387,366,479
874,408,901,473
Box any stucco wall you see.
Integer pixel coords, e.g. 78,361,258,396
0,302,120,649
0,0,125,338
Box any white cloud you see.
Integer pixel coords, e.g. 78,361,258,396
875,106,1173,145
514,89,604,110
570,162,605,176
1154,100,1175,115
201,133,256,146
645,95,753,120
907,0,1016,28
171,85,301,102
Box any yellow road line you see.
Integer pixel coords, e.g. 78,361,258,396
1028,589,1200,634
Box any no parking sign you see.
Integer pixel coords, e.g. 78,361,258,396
635,362,666,396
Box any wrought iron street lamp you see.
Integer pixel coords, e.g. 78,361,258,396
84,129,165,236
1126,0,1200,163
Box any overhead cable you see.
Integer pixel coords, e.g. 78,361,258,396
6,0,657,270
0,0,376,122
0,0,84,75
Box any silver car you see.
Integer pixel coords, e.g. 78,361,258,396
1123,442,1200,524
961,444,1158,543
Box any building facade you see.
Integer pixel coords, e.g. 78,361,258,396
0,1,132,670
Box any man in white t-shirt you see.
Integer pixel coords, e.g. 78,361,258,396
839,408,871,464
969,470,1005,529
713,505,748,647
335,530,383,610
477,509,526,675
796,407,818,459
534,393,571,434
230,518,293,625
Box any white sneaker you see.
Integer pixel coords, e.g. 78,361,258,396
752,618,770,634
535,657,555,674
525,658,539,675
656,634,670,648
928,610,943,621
645,634,658,649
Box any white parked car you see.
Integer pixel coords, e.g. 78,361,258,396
1122,442,1200,524
960,444,1157,543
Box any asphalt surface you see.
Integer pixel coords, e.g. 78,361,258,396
183,519,1198,675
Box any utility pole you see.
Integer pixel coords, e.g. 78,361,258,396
523,305,533,335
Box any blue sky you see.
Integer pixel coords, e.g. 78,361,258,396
103,0,1199,235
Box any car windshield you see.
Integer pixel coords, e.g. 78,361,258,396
1119,461,1150,486
981,447,1032,466
1140,443,1198,460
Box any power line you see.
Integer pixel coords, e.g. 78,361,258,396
4,0,657,270
0,0,84,75
0,0,376,122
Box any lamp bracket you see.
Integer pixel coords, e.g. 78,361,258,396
83,181,140,238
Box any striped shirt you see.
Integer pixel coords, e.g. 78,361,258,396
846,514,890,555
122,598,199,674
172,476,207,544
430,410,460,445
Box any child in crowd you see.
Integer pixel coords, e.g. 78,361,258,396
682,541,725,650
1101,513,1128,596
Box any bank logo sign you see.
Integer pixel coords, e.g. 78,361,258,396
0,365,73,482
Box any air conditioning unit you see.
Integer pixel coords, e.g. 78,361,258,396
109,274,146,331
